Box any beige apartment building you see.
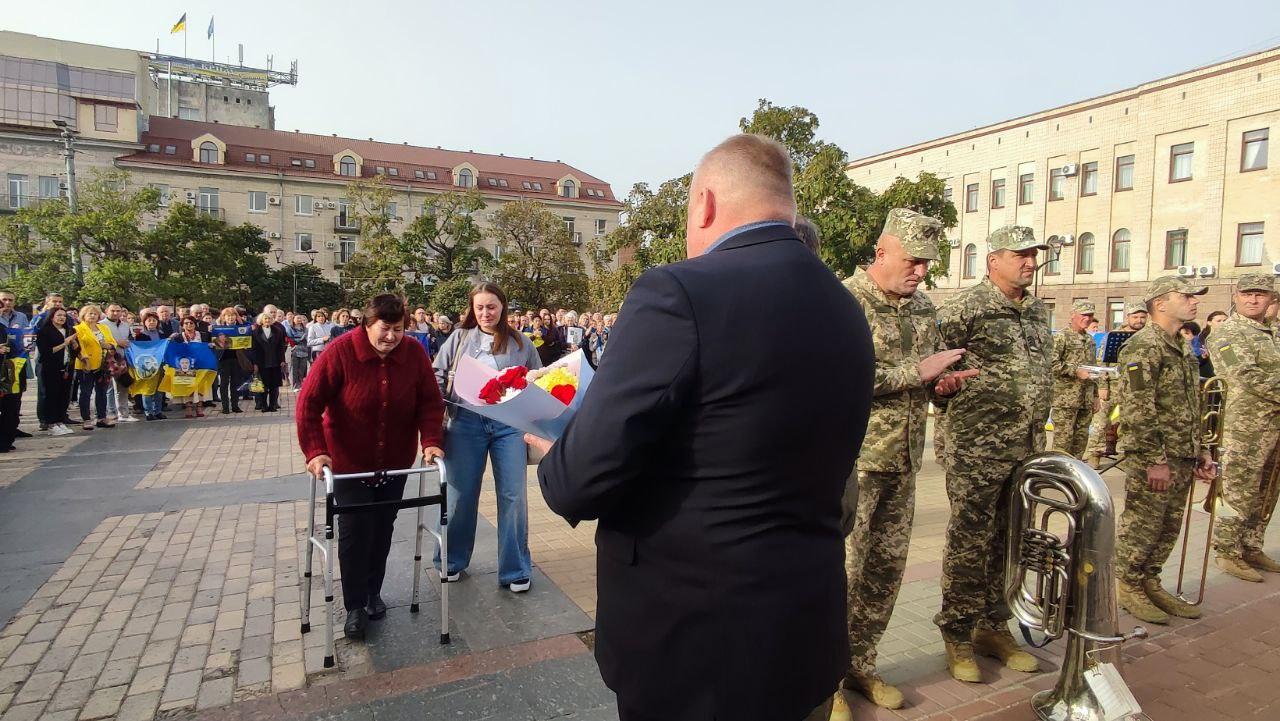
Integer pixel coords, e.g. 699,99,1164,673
847,45,1280,328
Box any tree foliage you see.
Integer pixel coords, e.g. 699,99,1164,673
401,189,489,285
486,199,588,311
339,178,407,299
256,263,344,311
428,276,475,320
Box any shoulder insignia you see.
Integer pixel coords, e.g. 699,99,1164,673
1126,362,1146,391
1218,343,1239,368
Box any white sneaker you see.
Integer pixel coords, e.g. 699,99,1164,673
507,579,531,593
440,570,460,582
117,415,139,423
51,424,73,436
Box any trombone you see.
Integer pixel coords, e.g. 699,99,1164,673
1174,376,1225,606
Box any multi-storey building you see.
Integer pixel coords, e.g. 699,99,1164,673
847,46,1280,328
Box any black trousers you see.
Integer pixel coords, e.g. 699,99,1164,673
0,391,20,449
38,369,71,426
217,358,241,410
258,366,282,411
335,474,407,611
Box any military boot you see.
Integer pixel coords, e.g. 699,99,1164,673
1244,549,1280,574
944,640,981,683
845,672,904,710
972,627,1039,673
828,691,852,721
1216,555,1264,583
1118,581,1169,624
1142,578,1201,619
1088,453,1103,470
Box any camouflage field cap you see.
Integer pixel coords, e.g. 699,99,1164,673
882,208,942,260
1143,275,1208,303
1072,300,1097,316
986,225,1048,252
1237,272,1275,294
1125,299,1148,315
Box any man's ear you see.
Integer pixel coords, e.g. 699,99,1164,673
693,187,716,229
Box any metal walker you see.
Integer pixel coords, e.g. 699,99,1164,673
300,459,451,668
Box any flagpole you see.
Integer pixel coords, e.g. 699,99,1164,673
184,25,188,58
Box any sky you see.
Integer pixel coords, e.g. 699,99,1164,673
6,1,1280,197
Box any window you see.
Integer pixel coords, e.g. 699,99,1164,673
375,166,385,175
498,178,508,187
596,219,607,236
147,143,160,153
295,194,313,215
38,176,59,199
199,141,219,164
522,181,532,190
561,179,576,198
585,188,595,197
304,159,316,169
1080,162,1098,196
414,170,424,179
1115,155,1134,191
386,202,398,218
1111,228,1131,271
93,104,118,131
197,187,219,214
7,174,28,208
426,171,437,181
1018,173,1034,204
965,183,978,212
1164,229,1188,269
151,183,169,207
337,199,354,228
563,216,575,236
1237,222,1265,266
295,232,313,252
164,145,176,155
532,182,542,191
1045,248,1061,275
248,190,267,213
339,156,357,177
487,178,498,187
1108,298,1125,330
1242,129,1269,172
1076,232,1094,273
259,154,270,164
388,167,398,177
1048,168,1066,201
245,153,256,163
943,186,953,205
991,178,1006,209
291,159,303,167
962,243,978,279
1169,142,1194,182
338,238,357,264
178,106,200,121
457,169,472,188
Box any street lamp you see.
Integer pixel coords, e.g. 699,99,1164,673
1034,234,1074,297
273,246,317,311
51,119,83,286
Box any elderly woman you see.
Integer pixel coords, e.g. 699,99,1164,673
251,311,288,412
72,304,118,430
296,294,445,640
432,282,542,593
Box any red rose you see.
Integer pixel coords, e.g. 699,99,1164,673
510,376,528,390
497,366,528,386
478,378,504,405
549,384,576,406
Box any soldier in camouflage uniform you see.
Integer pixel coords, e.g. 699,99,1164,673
933,226,1051,683
1115,276,1216,625
1207,273,1280,582
1087,301,1149,466
832,210,977,718
1051,300,1101,459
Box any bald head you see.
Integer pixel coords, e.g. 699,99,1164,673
687,134,796,256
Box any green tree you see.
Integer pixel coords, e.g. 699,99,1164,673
141,204,272,306
80,259,160,309
487,199,588,311
428,276,475,319
876,172,958,284
400,189,489,286
340,178,409,298
0,218,75,305
256,263,344,311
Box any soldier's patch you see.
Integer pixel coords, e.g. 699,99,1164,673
1218,343,1240,367
1125,362,1146,391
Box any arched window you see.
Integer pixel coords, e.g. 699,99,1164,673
561,179,576,198
199,141,219,164
1076,232,1095,273
457,168,472,188
962,243,978,279
1111,228,1131,272
339,156,356,177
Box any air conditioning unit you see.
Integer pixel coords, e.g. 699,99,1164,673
1058,234,1075,246
326,201,336,209
1272,261,1280,276
268,232,281,239
313,201,324,210
393,216,403,222
486,213,496,221
1177,265,1196,278
186,198,196,205
1198,264,1217,278
267,196,280,205
1061,163,1079,176
949,237,961,248
324,241,336,250
185,191,196,199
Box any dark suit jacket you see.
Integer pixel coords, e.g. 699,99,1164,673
538,224,874,721
250,323,288,369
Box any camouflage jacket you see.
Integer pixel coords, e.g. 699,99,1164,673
1208,314,1280,426
1117,324,1202,467
843,269,943,472
937,278,1053,460
1051,329,1098,409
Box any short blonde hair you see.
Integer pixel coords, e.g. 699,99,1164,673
257,312,274,326
694,134,795,209
79,303,103,320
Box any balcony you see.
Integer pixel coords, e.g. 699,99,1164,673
196,206,226,220
1,195,61,214
334,216,360,233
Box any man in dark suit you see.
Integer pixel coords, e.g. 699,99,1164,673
529,134,874,721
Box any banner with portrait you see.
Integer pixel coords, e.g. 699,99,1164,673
211,323,254,349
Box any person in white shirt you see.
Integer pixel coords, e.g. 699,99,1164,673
103,304,138,422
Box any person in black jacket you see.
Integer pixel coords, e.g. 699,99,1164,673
529,135,874,721
251,312,288,412
34,308,77,434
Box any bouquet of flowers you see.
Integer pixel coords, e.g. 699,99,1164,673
452,349,594,439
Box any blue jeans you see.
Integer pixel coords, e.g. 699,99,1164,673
142,391,163,416
435,408,531,585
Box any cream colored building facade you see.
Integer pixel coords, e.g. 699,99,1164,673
847,46,1280,328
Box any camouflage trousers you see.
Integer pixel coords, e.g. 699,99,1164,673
844,469,915,677
1051,405,1093,459
1213,422,1280,558
934,454,1018,640
1116,457,1195,585
1085,396,1116,458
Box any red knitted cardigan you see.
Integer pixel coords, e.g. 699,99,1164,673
296,327,444,474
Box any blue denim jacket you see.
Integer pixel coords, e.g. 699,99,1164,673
432,327,543,403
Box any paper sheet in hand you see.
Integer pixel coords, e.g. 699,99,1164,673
452,349,595,440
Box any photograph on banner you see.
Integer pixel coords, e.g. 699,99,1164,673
126,340,168,396
158,340,218,397
450,349,595,440
211,323,254,349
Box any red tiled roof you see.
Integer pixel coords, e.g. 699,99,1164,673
119,117,622,206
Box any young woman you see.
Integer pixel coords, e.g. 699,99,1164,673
72,304,117,430
169,316,209,419
432,283,542,592
35,307,76,435
328,309,357,341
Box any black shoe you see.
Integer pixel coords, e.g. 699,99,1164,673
232,406,243,413
344,607,369,641
202,400,216,408
156,414,168,420
145,414,157,421
14,430,31,438
366,595,387,620
38,424,48,432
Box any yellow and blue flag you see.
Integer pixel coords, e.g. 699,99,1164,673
171,13,187,34
4,327,28,394
159,340,217,398
211,323,253,350
207,16,214,40
126,340,168,396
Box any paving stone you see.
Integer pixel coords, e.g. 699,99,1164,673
63,653,107,683
115,691,159,721
127,664,167,696
32,646,79,674
239,635,271,661
236,657,270,688
0,701,47,721
79,685,127,720
47,677,93,711
2,643,47,669
270,662,305,693
160,669,201,706
94,656,138,689
137,639,178,669
180,623,214,647
79,631,117,656
108,634,148,662
195,676,233,710
12,671,61,704
170,645,208,675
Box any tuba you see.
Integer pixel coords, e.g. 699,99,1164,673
1007,453,1147,721
1174,376,1226,605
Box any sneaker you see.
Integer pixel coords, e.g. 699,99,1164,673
117,415,139,423
38,423,48,432
440,569,460,582
51,424,73,437
507,578,531,593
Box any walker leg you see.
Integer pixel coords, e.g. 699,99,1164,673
301,475,317,634
323,520,335,668
410,471,425,614
439,480,450,645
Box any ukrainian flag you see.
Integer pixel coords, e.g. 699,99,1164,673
126,340,168,396
159,340,217,398
171,13,187,34
4,327,27,394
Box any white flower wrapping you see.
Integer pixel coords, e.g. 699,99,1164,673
451,349,596,440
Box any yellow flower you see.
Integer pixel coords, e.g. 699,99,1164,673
533,367,577,393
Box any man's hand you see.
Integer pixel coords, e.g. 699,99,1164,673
1075,368,1093,380
1194,454,1217,481
918,349,967,383
306,454,332,478
1147,463,1171,492
934,369,979,397
423,446,444,464
1099,388,1109,402
524,433,553,456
